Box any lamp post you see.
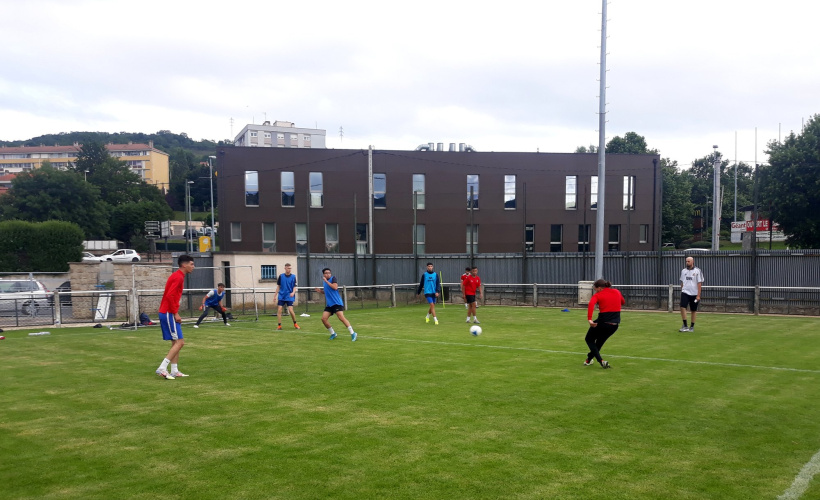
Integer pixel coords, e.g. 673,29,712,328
185,180,194,254
208,155,217,251
84,170,89,182
712,145,720,251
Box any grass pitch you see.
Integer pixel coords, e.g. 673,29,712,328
2,306,820,499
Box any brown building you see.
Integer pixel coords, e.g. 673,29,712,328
215,146,661,255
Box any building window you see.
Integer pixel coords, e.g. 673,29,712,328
608,224,620,251
624,175,636,210
414,224,426,254
467,175,479,209
325,223,339,253
591,176,598,210
566,176,577,210
504,175,516,209
262,223,276,252
290,134,298,147
356,223,368,254
551,224,563,252
304,135,312,148
281,171,295,207
467,224,478,253
639,224,649,243
412,174,425,209
374,173,386,208
277,133,285,146
245,171,259,206
264,132,271,139
231,222,242,242
250,131,257,138
295,223,307,254
525,224,534,252
309,172,323,208
578,224,590,252
261,264,277,280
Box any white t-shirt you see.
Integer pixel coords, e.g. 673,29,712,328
680,267,704,296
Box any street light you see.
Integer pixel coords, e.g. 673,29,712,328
84,170,89,182
185,180,195,254
208,155,217,251
712,145,720,251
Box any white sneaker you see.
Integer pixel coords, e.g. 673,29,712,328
171,371,189,377
678,326,689,332
225,323,231,327
193,325,199,329
473,319,480,324
466,317,472,323
156,369,175,380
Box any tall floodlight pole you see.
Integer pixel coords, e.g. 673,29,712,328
208,155,217,251
712,145,720,251
594,0,608,280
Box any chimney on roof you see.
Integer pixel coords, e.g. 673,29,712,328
129,141,132,145
73,142,79,147
148,140,153,148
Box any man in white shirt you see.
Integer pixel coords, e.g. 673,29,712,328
679,256,704,332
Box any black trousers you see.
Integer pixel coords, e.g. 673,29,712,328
585,322,619,363
195,304,228,325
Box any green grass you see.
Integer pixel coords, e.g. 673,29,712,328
2,307,820,499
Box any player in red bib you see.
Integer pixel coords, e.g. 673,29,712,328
463,266,482,324
584,278,625,369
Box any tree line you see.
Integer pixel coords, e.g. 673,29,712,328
589,115,820,249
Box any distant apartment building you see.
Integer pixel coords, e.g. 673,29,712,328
233,120,326,149
0,142,170,190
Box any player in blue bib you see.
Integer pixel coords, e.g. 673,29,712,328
275,263,300,330
193,282,230,328
314,267,357,341
416,262,441,325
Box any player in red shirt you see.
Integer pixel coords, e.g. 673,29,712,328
463,266,482,324
155,255,195,380
584,278,625,369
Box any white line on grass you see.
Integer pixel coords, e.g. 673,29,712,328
366,335,820,374
778,448,820,499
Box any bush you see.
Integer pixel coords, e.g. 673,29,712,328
0,220,84,272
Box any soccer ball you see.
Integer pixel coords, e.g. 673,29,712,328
470,325,482,336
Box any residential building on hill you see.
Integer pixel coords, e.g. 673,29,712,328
233,120,326,149
0,142,170,190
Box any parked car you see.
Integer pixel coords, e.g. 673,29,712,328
102,249,142,262
182,229,200,238
200,227,217,236
82,252,105,263
0,279,52,316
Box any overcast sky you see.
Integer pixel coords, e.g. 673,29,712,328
1,0,817,168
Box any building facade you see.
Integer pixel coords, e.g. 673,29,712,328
233,120,326,149
0,142,170,190
215,147,661,255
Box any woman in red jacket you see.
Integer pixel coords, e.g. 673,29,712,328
584,279,625,369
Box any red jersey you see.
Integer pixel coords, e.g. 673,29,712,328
463,275,481,295
587,287,625,323
159,269,185,314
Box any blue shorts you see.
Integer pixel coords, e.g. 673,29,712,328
159,312,183,341
278,299,294,307
425,294,437,304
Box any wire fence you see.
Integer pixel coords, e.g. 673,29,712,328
2,283,819,329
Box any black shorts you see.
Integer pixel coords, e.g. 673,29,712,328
324,304,344,315
466,295,477,304
680,293,699,311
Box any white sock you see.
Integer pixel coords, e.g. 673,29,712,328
348,325,354,334
159,358,170,371
465,303,469,309
171,363,178,374
426,313,430,318
472,316,477,321
328,327,336,335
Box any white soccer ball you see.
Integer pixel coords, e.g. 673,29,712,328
470,325,482,336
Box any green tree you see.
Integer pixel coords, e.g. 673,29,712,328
761,114,820,248
0,220,83,272
660,158,695,246
605,132,659,154
0,164,109,238
687,153,755,233
574,145,598,153
110,201,173,250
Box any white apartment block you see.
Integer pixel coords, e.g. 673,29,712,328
233,120,326,148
